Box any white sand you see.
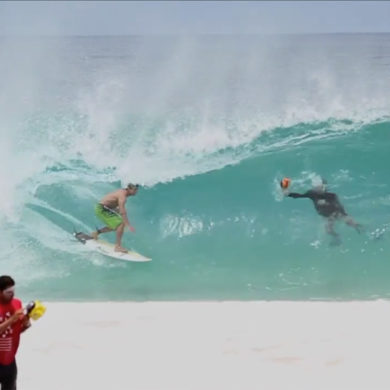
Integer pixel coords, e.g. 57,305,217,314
17,301,390,390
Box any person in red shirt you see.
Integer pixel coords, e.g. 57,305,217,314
0,276,30,390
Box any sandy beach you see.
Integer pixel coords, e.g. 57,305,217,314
16,301,390,390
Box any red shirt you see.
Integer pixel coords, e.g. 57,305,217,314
0,298,22,365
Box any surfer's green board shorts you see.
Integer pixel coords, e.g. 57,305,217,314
94,204,123,230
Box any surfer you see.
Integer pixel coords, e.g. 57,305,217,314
91,183,139,253
285,178,362,245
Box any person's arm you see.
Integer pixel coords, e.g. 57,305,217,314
287,191,312,199
0,309,23,335
20,314,31,333
118,195,135,232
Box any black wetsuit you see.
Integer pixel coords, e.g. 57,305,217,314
288,190,347,218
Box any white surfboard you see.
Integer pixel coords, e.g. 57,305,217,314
74,232,151,262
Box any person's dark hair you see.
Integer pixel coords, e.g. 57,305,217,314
0,276,15,291
126,183,139,190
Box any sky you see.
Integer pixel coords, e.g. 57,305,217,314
0,1,390,36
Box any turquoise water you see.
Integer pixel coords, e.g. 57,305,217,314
0,35,389,301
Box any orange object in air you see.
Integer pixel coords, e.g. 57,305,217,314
280,177,291,189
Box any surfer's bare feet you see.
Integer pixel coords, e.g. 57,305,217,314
115,246,128,253
91,232,98,240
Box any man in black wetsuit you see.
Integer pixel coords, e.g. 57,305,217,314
286,179,362,244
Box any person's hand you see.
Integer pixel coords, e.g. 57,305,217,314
10,309,24,324
128,225,135,233
21,316,31,331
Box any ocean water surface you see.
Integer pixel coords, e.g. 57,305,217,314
0,34,389,301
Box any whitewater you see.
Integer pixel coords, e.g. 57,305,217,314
0,34,389,301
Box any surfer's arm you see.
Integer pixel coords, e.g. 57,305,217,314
287,191,312,199
118,196,135,232
118,197,130,226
